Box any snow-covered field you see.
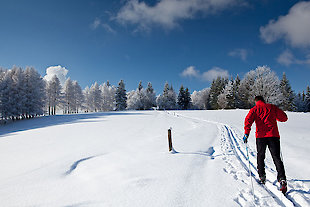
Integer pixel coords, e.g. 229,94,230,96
0,110,309,207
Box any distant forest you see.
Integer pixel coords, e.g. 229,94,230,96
0,65,309,123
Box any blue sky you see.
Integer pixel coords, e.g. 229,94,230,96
0,0,309,93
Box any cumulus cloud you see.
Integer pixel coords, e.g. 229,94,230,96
44,65,69,86
202,67,229,81
115,0,246,31
181,66,229,82
180,66,200,78
260,1,310,48
228,48,248,61
277,50,310,66
277,50,295,66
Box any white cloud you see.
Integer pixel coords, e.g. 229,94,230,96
102,23,117,34
180,66,200,78
277,50,310,66
260,1,310,48
228,48,248,61
91,18,101,30
115,0,245,31
181,66,229,82
202,67,229,81
91,18,117,34
277,50,295,66
44,65,69,86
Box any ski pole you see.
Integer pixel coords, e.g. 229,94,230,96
246,143,255,202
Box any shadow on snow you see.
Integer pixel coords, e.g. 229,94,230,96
0,112,144,138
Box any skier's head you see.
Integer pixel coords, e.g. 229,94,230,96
254,96,265,103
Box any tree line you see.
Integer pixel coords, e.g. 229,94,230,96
0,65,309,123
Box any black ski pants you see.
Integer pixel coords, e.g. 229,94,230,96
256,137,286,181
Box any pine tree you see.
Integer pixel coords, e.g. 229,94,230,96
156,82,177,110
280,72,295,111
115,80,127,111
144,82,156,110
218,80,234,109
209,77,227,109
184,87,192,110
136,81,145,110
127,81,145,110
233,75,241,108
225,79,235,109
294,92,306,112
177,85,186,109
305,86,310,112
177,85,191,110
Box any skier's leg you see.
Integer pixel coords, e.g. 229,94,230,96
256,138,267,178
267,138,286,181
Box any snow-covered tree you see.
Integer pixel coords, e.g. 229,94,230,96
191,88,210,110
63,78,74,114
233,75,242,108
72,81,84,113
156,82,177,110
305,86,310,112
240,66,283,107
101,81,116,111
209,77,228,109
294,92,307,112
177,85,191,110
218,79,234,109
46,75,62,115
83,86,91,112
126,90,139,110
115,80,127,111
89,82,102,112
0,69,13,120
144,82,156,110
24,67,46,118
280,72,295,111
10,66,26,119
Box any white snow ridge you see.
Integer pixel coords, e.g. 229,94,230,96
0,110,309,207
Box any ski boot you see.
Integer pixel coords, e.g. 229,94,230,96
279,179,287,195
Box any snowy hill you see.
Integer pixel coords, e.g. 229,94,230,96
0,110,309,207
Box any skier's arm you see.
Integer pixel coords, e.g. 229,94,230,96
244,108,255,135
275,106,288,122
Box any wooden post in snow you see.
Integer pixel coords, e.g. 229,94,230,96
168,128,173,152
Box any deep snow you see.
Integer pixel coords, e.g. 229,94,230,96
0,110,309,207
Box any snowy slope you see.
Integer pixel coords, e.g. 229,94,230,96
0,110,309,207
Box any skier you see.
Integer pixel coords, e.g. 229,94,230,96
243,96,288,194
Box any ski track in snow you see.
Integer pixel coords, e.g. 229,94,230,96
165,111,310,207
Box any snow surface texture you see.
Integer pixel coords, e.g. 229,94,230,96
0,110,309,207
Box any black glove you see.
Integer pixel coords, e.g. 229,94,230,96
243,134,249,143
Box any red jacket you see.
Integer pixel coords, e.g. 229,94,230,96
244,100,288,138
